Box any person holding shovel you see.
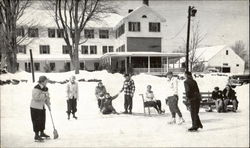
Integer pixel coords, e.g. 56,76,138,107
30,76,51,142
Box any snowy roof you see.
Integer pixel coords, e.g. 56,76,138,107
17,9,124,29
178,45,227,63
101,52,184,58
124,4,166,22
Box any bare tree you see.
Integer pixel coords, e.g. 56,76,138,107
0,0,31,73
178,21,207,71
43,0,117,74
231,40,249,68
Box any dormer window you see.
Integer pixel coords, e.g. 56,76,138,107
142,15,147,18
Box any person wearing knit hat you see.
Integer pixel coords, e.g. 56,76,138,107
210,86,224,112
30,75,51,141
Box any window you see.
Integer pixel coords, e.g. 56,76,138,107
90,46,97,54
102,46,107,54
48,28,56,38
28,28,39,37
81,46,88,54
99,30,109,39
34,63,40,71
115,24,125,38
149,22,160,32
16,27,24,37
62,45,71,54
236,64,239,67
80,62,84,70
84,29,94,38
116,44,125,52
128,22,140,32
39,45,50,54
57,29,64,38
226,50,228,55
223,63,228,66
17,45,26,54
109,46,114,52
70,29,75,38
142,15,147,18
50,63,55,71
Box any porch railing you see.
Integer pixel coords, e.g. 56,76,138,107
133,68,185,74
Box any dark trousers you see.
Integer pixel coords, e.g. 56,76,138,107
67,98,77,115
190,99,202,128
224,99,238,111
124,95,133,112
102,105,116,114
167,95,182,118
30,107,46,133
144,100,162,112
98,99,104,109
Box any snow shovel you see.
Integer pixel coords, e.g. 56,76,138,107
49,110,59,139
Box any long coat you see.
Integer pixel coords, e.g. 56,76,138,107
30,84,50,110
184,78,201,101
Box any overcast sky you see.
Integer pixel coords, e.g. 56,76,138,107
115,0,249,52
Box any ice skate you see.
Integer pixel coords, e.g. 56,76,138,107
168,118,176,124
40,132,50,139
34,135,44,142
177,117,185,125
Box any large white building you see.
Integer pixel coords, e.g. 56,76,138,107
16,1,184,74
178,45,245,74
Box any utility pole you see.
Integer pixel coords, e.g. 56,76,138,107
186,6,197,72
29,49,35,82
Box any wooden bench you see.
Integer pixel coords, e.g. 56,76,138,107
182,92,215,110
182,92,237,111
139,94,158,115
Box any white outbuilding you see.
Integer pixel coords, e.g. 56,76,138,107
178,45,245,74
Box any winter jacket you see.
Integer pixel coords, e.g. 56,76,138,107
184,78,201,101
222,88,236,100
145,91,156,102
95,86,107,99
121,79,135,97
167,77,178,96
67,81,79,100
212,90,223,100
30,84,50,110
100,94,119,110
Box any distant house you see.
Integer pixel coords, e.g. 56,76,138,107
178,45,245,74
16,0,184,74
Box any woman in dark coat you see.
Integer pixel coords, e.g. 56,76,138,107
184,71,203,132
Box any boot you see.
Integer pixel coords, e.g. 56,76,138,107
73,113,78,119
67,113,70,120
40,131,50,139
34,132,44,142
168,118,176,124
177,117,185,125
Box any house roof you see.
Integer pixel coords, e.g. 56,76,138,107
17,4,165,29
178,45,228,63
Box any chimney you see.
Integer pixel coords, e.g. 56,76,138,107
128,9,133,13
143,0,149,6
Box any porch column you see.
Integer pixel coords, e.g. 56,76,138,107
110,56,112,67
148,56,150,73
178,58,181,68
167,56,169,72
125,57,127,74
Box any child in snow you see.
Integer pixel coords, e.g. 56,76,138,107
223,85,238,112
95,81,107,109
66,75,79,120
30,76,51,142
145,85,164,114
210,86,224,112
100,93,120,115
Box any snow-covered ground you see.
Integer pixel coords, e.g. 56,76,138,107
1,71,249,147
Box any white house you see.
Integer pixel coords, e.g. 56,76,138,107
16,0,184,74
178,45,245,74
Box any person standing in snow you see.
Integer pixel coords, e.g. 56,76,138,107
120,74,135,114
165,71,185,124
30,76,51,141
95,81,107,110
66,75,79,120
184,71,203,132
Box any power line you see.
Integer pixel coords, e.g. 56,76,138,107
166,21,187,41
